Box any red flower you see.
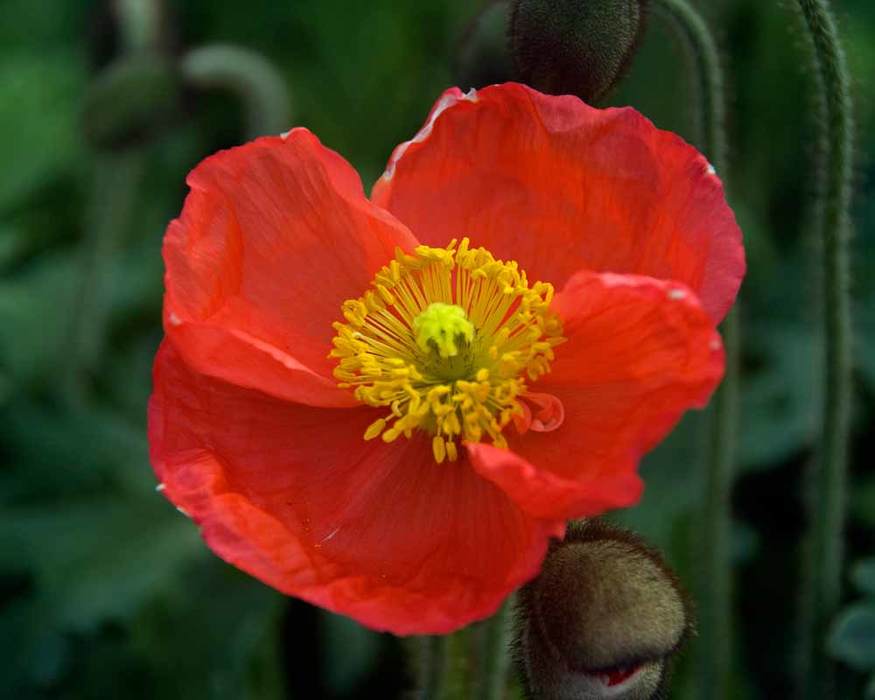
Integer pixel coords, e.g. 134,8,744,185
149,83,744,634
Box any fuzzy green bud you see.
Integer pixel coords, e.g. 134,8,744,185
514,520,690,699
455,0,515,89
81,55,180,150
510,0,649,103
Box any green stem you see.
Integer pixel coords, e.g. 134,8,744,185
418,635,450,700
479,600,513,700
63,0,162,405
792,1,854,697
652,2,736,699
114,0,165,53
702,307,739,699
652,0,727,173
412,604,511,699
180,44,292,138
64,151,144,404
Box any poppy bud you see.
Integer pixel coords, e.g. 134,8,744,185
81,55,180,150
455,0,515,89
509,0,649,103
514,520,691,699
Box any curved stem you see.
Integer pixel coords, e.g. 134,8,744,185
652,0,726,172
180,44,292,138
114,0,165,53
652,2,736,699
792,1,854,697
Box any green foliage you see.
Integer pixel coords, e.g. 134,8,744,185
829,604,875,670
853,559,875,596
0,52,85,212
827,555,875,690
322,614,381,695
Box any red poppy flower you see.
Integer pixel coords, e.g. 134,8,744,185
149,82,744,634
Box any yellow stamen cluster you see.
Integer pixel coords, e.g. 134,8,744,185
330,238,564,463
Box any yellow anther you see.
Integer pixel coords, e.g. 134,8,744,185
446,440,458,462
382,427,401,443
432,436,447,464
330,238,564,463
364,417,387,440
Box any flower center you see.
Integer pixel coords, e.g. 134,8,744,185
330,238,564,463
413,302,474,360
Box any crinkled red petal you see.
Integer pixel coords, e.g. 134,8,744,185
372,82,744,323
163,127,418,408
148,342,564,634
468,271,724,521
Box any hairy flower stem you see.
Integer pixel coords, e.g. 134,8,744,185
652,0,726,173
64,0,159,404
478,599,512,700
180,44,292,139
416,603,510,700
64,153,145,404
114,0,166,53
418,635,450,700
792,1,854,697
652,2,736,698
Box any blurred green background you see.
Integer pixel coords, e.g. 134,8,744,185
1,0,873,697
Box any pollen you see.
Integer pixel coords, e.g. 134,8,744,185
330,238,564,463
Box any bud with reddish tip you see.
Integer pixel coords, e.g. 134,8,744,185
514,520,691,700
510,0,649,103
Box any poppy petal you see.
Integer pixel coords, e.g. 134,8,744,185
149,342,564,635
371,82,744,323
467,271,724,520
164,127,418,408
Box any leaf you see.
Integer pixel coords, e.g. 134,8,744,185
0,599,70,693
0,253,78,390
128,561,285,700
853,558,875,597
0,400,154,502
0,374,10,407
0,498,202,631
611,410,705,553
828,604,875,671
0,0,83,48
738,323,820,472
858,292,875,392
0,51,85,211
0,223,26,269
